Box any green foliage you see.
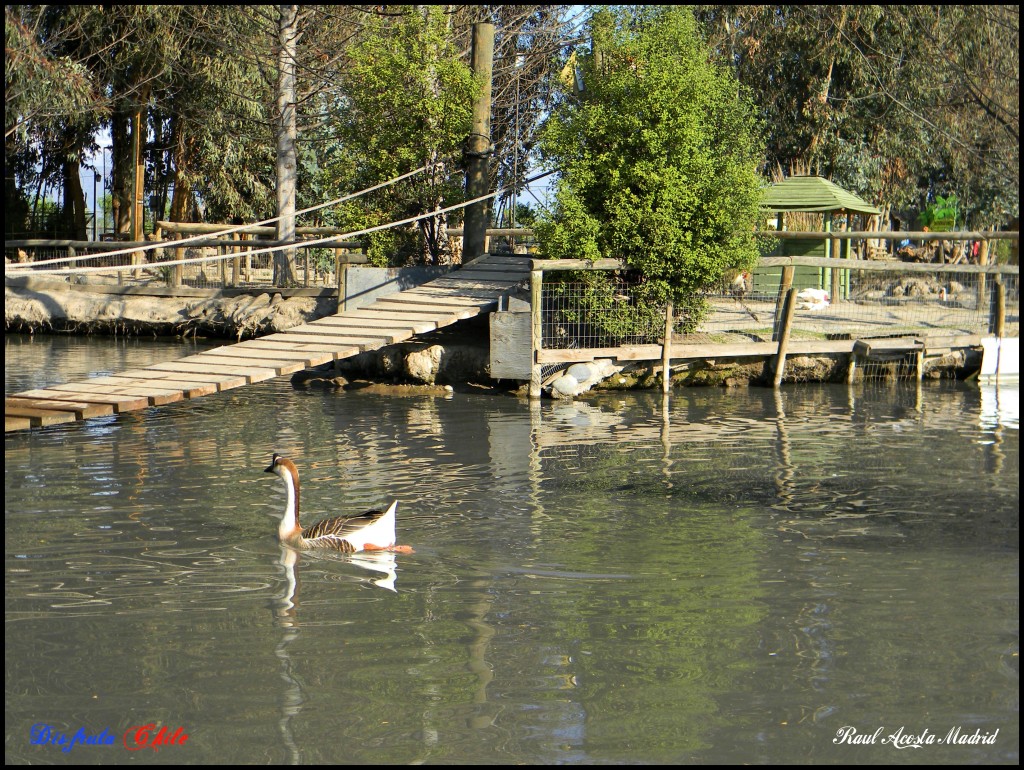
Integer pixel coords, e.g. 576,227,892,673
331,7,477,265
694,5,1019,228
535,7,765,331
4,6,103,141
920,194,960,231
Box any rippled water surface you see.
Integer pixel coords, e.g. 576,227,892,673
5,334,1019,764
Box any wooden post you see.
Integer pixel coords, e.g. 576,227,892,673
830,236,842,303
772,265,795,341
992,279,1006,337
231,239,240,287
154,224,169,287
976,239,989,309
275,5,299,286
243,233,251,283
529,268,543,399
172,240,183,288
130,109,143,243
131,107,145,279
661,301,673,394
342,249,350,309
773,287,797,387
463,22,495,261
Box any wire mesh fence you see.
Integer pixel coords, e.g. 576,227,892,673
703,267,1018,340
539,263,1019,354
541,272,667,349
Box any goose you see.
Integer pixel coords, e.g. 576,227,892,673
264,453,412,554
795,287,830,311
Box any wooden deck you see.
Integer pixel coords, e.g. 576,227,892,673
5,254,530,432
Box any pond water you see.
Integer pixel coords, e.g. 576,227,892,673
5,334,1019,765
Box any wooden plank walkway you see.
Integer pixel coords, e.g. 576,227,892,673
5,254,530,432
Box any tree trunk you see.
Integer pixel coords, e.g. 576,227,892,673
61,156,87,240
274,4,299,286
111,111,132,236
421,152,455,265
168,120,193,223
462,21,495,263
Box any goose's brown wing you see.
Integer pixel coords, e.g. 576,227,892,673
301,510,386,542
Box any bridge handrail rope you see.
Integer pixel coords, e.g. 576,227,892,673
5,162,440,271
9,171,553,276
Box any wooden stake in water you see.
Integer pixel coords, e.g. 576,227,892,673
662,301,673,394
773,287,797,387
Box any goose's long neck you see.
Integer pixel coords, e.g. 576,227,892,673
277,464,301,542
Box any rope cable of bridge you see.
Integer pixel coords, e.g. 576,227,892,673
10,171,553,276
6,161,440,271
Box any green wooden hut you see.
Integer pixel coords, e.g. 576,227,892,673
758,175,881,297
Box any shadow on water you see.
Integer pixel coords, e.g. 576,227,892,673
4,334,1019,764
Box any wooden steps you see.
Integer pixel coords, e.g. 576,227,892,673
5,254,531,432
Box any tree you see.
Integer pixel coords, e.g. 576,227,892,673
536,6,764,328
4,6,102,142
330,6,476,266
694,5,1019,228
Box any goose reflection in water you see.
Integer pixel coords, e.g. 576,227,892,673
275,546,401,623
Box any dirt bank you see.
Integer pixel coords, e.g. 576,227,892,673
5,279,334,338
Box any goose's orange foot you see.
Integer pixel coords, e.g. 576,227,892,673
363,544,414,554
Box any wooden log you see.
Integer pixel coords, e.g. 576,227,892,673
6,396,115,420
772,266,795,342
17,388,151,412
4,405,77,427
529,258,627,272
147,360,278,384
6,416,33,432
992,279,1005,337
104,376,218,398
773,287,797,387
47,381,184,406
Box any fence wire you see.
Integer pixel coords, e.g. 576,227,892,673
541,273,666,349
541,268,1019,351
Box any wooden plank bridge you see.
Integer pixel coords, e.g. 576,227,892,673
5,254,531,432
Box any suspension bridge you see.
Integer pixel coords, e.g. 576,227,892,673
5,253,531,432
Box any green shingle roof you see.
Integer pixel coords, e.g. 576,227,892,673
761,175,880,215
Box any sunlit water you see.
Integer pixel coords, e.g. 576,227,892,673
5,334,1019,765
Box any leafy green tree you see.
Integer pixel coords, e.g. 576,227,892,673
536,6,764,328
4,6,102,142
694,5,1019,229
330,6,476,266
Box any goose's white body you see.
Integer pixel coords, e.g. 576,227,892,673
796,287,830,310
265,453,401,553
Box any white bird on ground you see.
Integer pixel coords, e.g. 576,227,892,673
795,287,830,311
